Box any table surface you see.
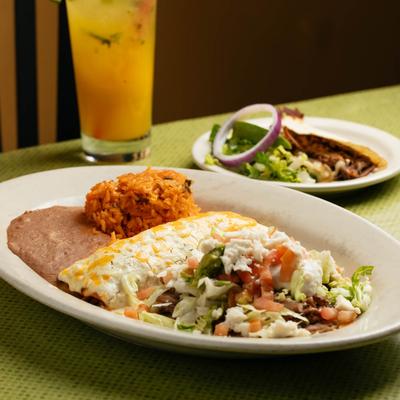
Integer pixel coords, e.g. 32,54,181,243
1,85,400,400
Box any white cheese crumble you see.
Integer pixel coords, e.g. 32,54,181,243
266,230,290,247
335,295,361,314
264,320,310,338
199,237,222,254
197,277,232,299
221,237,269,274
298,258,323,296
225,306,248,336
212,307,224,320
221,239,254,274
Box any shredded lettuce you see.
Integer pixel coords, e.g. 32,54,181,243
197,277,232,299
206,120,302,183
195,307,219,334
240,304,282,325
239,146,300,183
223,137,254,155
173,296,197,319
139,311,175,328
325,265,373,311
326,278,352,304
274,289,289,302
309,250,338,284
204,153,221,166
350,266,374,312
289,270,307,302
121,274,140,306
120,271,147,307
329,286,352,300
316,284,329,299
240,163,261,179
351,265,374,285
204,120,334,183
176,323,196,332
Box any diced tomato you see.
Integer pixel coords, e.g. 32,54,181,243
124,308,139,319
337,310,357,325
260,289,274,300
248,319,263,333
137,286,156,300
124,303,150,319
263,245,287,267
253,296,284,312
275,245,288,258
280,248,297,282
259,265,273,289
262,250,278,267
237,271,253,284
214,323,229,336
250,263,261,277
244,280,261,298
320,307,338,321
187,257,199,270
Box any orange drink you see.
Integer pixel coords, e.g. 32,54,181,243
66,0,156,161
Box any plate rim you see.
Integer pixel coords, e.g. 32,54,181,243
192,116,400,194
1,165,400,356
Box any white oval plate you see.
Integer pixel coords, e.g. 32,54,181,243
1,166,400,357
192,117,400,194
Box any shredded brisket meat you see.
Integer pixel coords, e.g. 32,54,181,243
152,289,180,316
283,296,338,332
306,323,337,334
283,127,377,180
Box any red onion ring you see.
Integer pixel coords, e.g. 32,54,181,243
212,104,281,167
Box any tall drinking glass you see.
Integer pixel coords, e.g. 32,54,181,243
66,0,156,162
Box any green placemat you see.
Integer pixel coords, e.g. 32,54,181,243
1,85,400,399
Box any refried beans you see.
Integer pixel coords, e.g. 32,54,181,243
7,206,111,285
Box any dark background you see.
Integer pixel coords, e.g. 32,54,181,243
14,0,400,147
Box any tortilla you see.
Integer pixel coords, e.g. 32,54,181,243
281,116,386,180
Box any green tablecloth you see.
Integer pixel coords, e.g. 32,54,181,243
1,85,400,399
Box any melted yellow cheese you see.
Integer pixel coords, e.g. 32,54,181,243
58,211,262,309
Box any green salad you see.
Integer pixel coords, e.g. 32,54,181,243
206,120,331,183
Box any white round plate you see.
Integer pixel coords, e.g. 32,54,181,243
1,166,400,357
192,117,400,194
